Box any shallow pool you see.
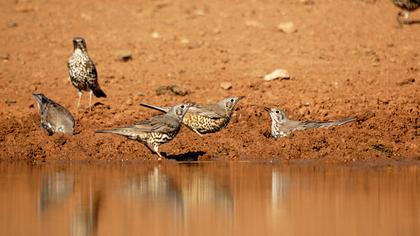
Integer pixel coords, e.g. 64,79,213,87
0,161,419,236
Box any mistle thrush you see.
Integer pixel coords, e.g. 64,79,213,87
140,96,243,136
266,107,355,138
96,103,191,158
68,37,106,109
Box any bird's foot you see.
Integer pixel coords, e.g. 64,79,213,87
193,129,204,137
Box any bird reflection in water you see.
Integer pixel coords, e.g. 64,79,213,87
271,170,289,204
126,166,184,216
271,169,290,219
182,172,233,213
126,166,234,221
71,189,102,236
39,171,74,212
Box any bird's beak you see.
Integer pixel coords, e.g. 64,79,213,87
32,93,42,104
238,96,245,100
264,107,271,112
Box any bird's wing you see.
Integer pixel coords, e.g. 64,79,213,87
85,59,98,84
134,115,179,133
279,120,303,133
189,104,225,118
301,117,355,129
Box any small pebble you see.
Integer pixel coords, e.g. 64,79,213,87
115,51,133,62
156,85,189,96
151,31,161,39
245,20,263,28
263,69,291,81
180,37,190,44
0,53,9,61
300,0,314,4
7,22,18,28
5,99,16,105
396,78,415,86
277,21,297,34
220,82,232,90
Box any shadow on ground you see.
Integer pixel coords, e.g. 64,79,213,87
165,151,206,161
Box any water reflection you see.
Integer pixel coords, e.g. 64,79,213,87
39,171,74,212
126,167,184,217
71,189,102,236
0,162,419,236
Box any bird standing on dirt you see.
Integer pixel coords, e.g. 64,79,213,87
265,107,355,138
391,0,420,24
96,103,191,159
68,37,106,109
32,93,75,135
140,96,244,136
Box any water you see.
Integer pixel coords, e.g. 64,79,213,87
0,161,419,236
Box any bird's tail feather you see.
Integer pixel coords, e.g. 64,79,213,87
92,86,107,98
335,117,356,126
303,117,355,129
95,128,132,136
140,103,169,113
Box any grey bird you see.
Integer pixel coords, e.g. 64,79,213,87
68,37,106,109
392,0,420,24
140,96,243,136
32,93,75,135
265,107,355,138
96,103,191,158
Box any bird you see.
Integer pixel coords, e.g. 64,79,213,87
96,103,191,158
68,37,106,109
140,96,243,136
265,107,355,138
391,0,420,24
32,93,75,135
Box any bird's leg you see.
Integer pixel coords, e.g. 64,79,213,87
153,145,163,161
89,90,93,110
145,142,163,160
404,11,410,19
403,10,410,24
192,129,204,137
77,91,82,109
397,11,411,25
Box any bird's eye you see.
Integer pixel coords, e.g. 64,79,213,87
181,105,185,109
230,99,234,102
275,111,279,113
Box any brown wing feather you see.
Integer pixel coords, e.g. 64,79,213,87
188,104,225,119
134,115,179,133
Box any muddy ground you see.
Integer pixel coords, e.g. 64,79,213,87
0,0,419,161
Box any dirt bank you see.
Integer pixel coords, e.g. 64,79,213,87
0,0,419,161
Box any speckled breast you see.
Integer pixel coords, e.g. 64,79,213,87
68,53,94,91
148,131,178,144
183,113,228,133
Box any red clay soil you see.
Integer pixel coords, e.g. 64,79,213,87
0,0,419,162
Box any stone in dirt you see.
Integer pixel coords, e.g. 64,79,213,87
0,53,10,61
115,51,133,62
263,69,291,81
277,22,297,33
156,85,190,96
220,82,232,90
5,99,16,105
396,78,415,86
151,31,161,39
300,0,315,5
